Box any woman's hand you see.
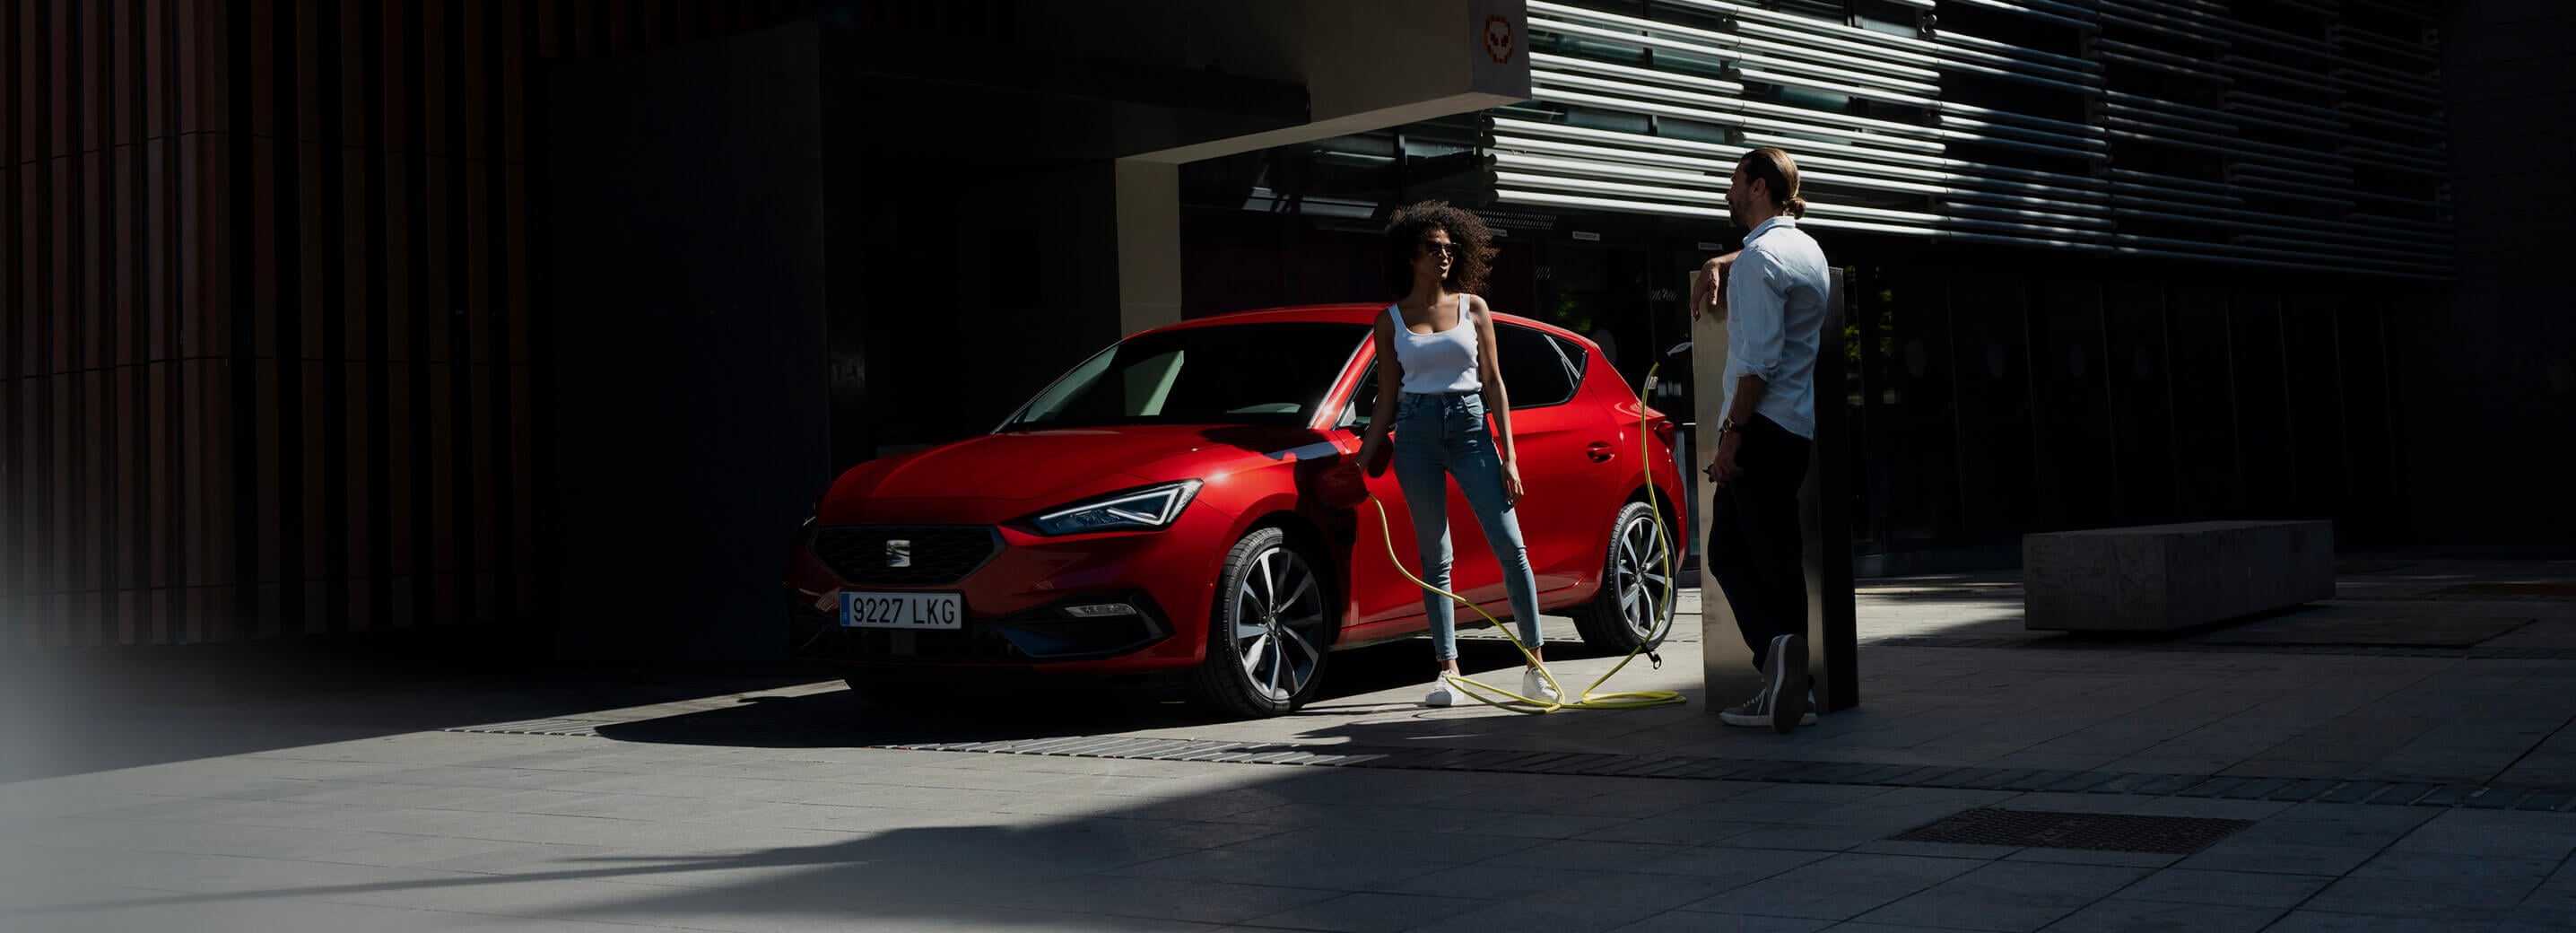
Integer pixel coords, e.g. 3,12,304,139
1501,457,1525,508
1354,434,1390,477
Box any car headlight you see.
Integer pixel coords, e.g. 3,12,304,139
1031,480,1205,536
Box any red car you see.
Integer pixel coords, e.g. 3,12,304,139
781,303,1686,717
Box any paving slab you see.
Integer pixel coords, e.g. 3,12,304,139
5,556,2576,931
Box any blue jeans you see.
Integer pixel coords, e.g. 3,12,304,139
1391,391,1545,662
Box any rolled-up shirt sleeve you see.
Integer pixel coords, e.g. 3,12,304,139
1727,250,1787,382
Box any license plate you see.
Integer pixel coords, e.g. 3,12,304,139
839,591,964,630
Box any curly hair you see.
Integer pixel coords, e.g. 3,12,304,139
1381,201,1498,300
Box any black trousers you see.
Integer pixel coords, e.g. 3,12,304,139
1705,414,1812,673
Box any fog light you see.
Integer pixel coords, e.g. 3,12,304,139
1062,603,1138,618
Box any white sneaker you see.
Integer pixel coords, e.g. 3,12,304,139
1424,676,1460,708
1522,667,1562,703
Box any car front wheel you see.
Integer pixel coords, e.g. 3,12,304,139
1186,527,1333,718
1571,501,1679,654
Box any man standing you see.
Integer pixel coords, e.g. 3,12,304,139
1692,148,1830,733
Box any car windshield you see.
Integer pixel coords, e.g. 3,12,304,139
1001,321,1369,431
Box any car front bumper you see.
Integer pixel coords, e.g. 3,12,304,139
780,506,1233,674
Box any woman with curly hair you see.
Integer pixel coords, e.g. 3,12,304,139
1351,201,1557,707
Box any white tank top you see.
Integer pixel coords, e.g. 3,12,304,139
1389,301,1484,394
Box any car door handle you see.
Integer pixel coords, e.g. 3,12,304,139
1586,441,1616,463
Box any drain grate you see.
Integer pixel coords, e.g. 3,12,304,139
441,718,610,737
2194,615,2532,649
1891,807,2251,854
1865,634,2576,660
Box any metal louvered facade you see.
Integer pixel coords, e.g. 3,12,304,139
1488,0,2450,278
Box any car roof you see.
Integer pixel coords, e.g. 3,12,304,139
1131,302,1594,349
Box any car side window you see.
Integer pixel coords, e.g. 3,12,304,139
1344,362,1381,431
1341,324,1586,427
1550,334,1590,390
1494,324,1581,409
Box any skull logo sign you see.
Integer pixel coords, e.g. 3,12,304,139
1484,15,1516,65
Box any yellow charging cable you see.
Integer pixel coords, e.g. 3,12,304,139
1366,362,1687,713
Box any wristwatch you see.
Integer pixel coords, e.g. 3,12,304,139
1719,417,1744,435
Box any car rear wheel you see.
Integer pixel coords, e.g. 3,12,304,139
1572,501,1678,654
1187,527,1333,718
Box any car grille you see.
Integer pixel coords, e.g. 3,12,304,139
811,525,1000,586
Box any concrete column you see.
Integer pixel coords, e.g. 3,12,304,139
1115,160,1184,334
1698,269,1858,715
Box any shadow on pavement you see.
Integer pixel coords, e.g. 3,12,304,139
2,644,1768,932
0,633,833,785
591,634,1577,748
0,610,1649,785
11,566,2576,930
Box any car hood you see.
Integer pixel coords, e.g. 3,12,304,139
822,423,1337,522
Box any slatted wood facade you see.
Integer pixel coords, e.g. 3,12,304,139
1,0,832,648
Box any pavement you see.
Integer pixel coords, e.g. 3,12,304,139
4,554,2575,931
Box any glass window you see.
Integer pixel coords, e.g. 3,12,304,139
2031,279,2118,531
2106,283,2178,525
2284,295,2346,527
1496,324,1582,408
1003,322,1367,430
1953,274,2038,541
1553,335,1593,388
2171,288,2241,517
2230,295,2295,512
1849,261,1962,550
2333,306,2395,542
1340,323,1586,430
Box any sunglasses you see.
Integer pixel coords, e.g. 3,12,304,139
1420,240,1459,257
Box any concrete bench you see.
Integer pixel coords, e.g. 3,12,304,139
2023,520,2336,632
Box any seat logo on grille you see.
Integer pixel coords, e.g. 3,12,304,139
885,539,912,568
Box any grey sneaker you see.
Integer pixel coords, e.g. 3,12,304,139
1719,637,1817,729
1769,633,1811,734
1424,676,1460,708
1718,691,1770,727
1719,692,1815,728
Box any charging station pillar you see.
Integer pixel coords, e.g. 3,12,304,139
1692,267,1858,715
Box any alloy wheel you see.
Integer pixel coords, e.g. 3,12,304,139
1613,514,1675,642
1230,545,1328,703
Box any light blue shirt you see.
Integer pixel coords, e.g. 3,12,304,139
1723,217,1831,440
